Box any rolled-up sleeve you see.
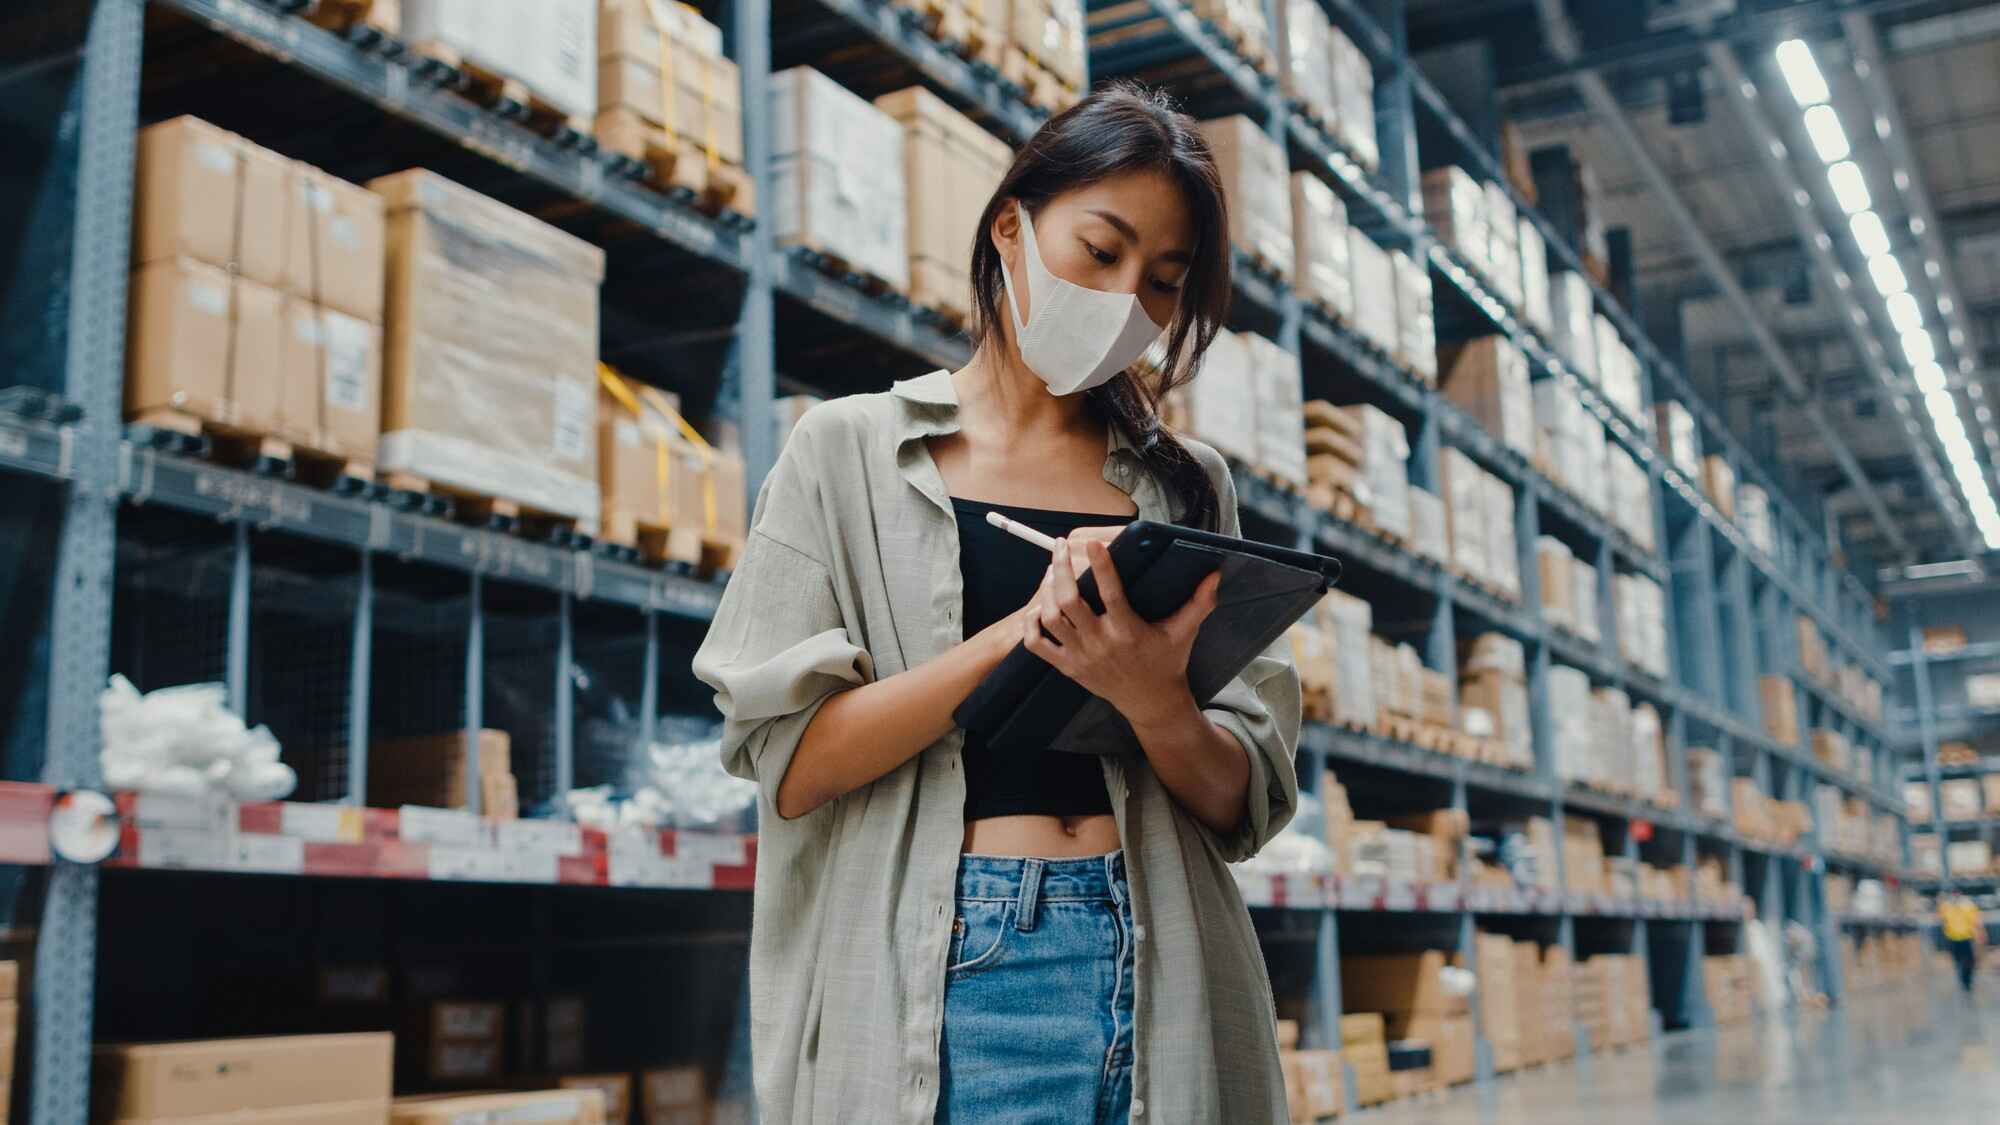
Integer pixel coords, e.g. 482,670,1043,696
1196,449,1302,863
692,435,874,820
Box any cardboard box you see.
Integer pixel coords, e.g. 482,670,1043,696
1339,950,1468,1015
280,299,383,463
372,169,604,522
1409,486,1447,563
598,1,744,165
1292,171,1352,318
94,1034,392,1121
641,1065,708,1121
1548,271,1596,380
1279,0,1336,124
1519,216,1550,335
1199,116,1294,281
282,165,388,323
1011,0,1087,89
1760,676,1799,746
1441,336,1533,455
555,1076,630,1123
770,67,908,292
403,0,597,118
133,117,289,289
126,258,294,436
1924,626,1970,654
875,86,1011,317
369,730,513,810
1247,333,1308,490
1393,249,1436,381
1345,1039,1391,1106
1702,455,1737,519
394,1090,605,1124
1350,230,1399,356
1422,166,1488,275
1382,1012,1473,1085
1339,1012,1385,1046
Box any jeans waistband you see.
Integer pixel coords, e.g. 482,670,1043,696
955,851,1126,904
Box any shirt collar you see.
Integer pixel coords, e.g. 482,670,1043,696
889,368,1145,462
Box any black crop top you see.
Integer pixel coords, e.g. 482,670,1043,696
952,497,1136,821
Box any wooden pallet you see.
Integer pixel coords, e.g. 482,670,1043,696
598,510,741,576
790,242,907,300
128,408,376,494
306,0,399,40
593,109,757,220
382,470,587,543
907,260,972,330
409,40,591,141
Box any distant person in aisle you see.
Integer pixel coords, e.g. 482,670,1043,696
1940,889,1984,996
693,83,1300,1123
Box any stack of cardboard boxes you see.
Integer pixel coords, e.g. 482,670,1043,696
93,1033,395,1124
1340,1013,1392,1106
128,117,385,471
1350,231,1401,361
1292,172,1354,320
876,86,1013,320
1533,378,1612,515
369,730,519,820
1275,1019,1344,1124
1441,336,1533,457
1423,166,1490,277
1737,482,1776,554
1760,675,1800,748
1008,0,1088,109
1703,955,1756,1025
1547,271,1596,380
1201,116,1295,281
1653,400,1702,481
1180,331,1308,493
770,67,909,291
1689,748,1727,818
1591,315,1645,427
1607,446,1654,549
1439,448,1519,598
1299,401,1411,539
1340,950,1471,1092
1614,573,1669,678
1277,0,1375,168
1466,932,1522,1072
1485,182,1522,310
1575,954,1650,1050
405,0,597,122
409,999,508,1085
1702,454,1738,520
596,0,753,214
1460,634,1532,769
597,371,749,567
1394,250,1438,383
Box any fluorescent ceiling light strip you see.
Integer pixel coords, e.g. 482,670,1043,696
1775,39,1831,106
1850,211,1891,258
1869,254,1908,295
1803,104,1851,162
1885,290,1923,333
1828,162,1872,213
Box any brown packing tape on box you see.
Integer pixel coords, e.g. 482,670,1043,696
94,1034,393,1121
133,117,289,290
282,165,388,324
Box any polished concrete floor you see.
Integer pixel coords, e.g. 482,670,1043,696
1357,974,2000,1123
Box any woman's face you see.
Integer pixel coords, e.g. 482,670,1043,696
994,169,1197,331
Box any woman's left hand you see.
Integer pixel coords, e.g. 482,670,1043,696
1022,535,1221,729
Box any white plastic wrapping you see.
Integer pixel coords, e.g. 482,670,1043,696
403,1,597,119
1248,333,1307,489
769,68,908,291
1291,172,1352,318
1350,231,1399,356
1279,0,1336,123
1184,328,1258,465
1548,271,1597,381
99,675,297,800
1353,404,1410,539
1393,249,1436,381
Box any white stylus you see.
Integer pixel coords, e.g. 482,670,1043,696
985,510,1062,553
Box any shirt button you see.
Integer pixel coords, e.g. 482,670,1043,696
1134,924,1147,943
1132,1098,1146,1116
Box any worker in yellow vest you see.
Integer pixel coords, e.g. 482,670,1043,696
1939,889,1984,996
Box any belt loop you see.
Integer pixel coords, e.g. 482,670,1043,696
1015,858,1045,932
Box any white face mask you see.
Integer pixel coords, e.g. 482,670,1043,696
998,204,1171,396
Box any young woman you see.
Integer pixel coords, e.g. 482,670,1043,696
694,84,1300,1123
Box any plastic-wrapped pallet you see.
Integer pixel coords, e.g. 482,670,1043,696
1409,487,1448,564
1593,687,1633,792
1199,116,1293,280
1577,417,1611,514
1532,379,1594,502
405,0,596,119
1608,445,1654,549
875,86,1013,319
1548,271,1597,381
1483,473,1520,599
1439,448,1488,583
1484,181,1521,308
1278,0,1335,125
1183,328,1257,466
1350,404,1411,539
1422,167,1488,277
1329,25,1378,170
371,169,605,521
770,68,908,291
1547,665,1593,783
1653,400,1701,479
1320,590,1376,728
1393,249,1437,382
1519,217,1550,336
1537,537,1574,631
1737,482,1775,554
1632,703,1666,804
1291,172,1352,319
597,0,750,209
1247,332,1307,491
1441,336,1532,455
1350,232,1400,356
1571,557,1601,642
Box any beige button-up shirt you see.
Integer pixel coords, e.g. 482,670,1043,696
692,368,1301,1123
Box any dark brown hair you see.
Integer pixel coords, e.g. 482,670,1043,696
967,82,1231,531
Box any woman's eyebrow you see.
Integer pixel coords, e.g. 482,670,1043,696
1086,208,1193,264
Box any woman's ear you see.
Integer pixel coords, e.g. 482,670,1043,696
989,200,1021,258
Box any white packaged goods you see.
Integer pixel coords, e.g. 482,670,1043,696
1393,250,1437,381
1548,271,1597,381
875,86,1012,318
1942,778,1982,820
1537,537,1574,631
1532,379,1601,506
1441,336,1532,455
1247,333,1307,490
1519,218,1550,335
1279,0,1335,124
1948,840,1991,875
1422,166,1488,276
404,0,596,119
1484,181,1521,308
1904,780,1933,820
1351,404,1411,539
1011,0,1087,90
1608,446,1654,549
1632,704,1665,801
1320,591,1376,727
1571,558,1600,642
1409,487,1448,563
770,68,908,291
1577,418,1610,514
1689,748,1726,816
1184,329,1257,465
1351,232,1399,356
1737,483,1776,554
1440,448,1488,581
1483,473,1520,598
1547,665,1593,782
1200,116,1293,279
99,675,296,800
1291,173,1353,318
1615,575,1669,678
1329,26,1378,170
371,169,605,521
1654,400,1700,478
1969,673,2000,709
1593,687,1633,792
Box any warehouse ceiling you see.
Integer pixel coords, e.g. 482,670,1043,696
1410,0,2000,568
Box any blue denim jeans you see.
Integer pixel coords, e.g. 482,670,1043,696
936,851,1136,1124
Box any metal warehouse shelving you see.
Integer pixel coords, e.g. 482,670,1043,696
0,0,1913,1120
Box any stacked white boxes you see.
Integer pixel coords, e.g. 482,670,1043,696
1329,25,1378,170
1548,271,1597,381
1351,232,1400,357
1593,315,1644,424
1607,445,1654,549
1249,333,1308,491
1440,448,1488,582
1279,0,1335,124
1484,180,1521,309
1534,379,1610,513
1183,328,1258,466
1321,589,1377,729
1394,249,1437,382
1292,172,1353,319
770,68,908,291
1548,665,1594,783
1461,634,1531,767
1441,336,1533,457
404,1,597,120
1410,487,1448,563
1423,167,1489,277
1689,748,1727,817
1632,704,1667,803
1199,116,1294,280
1537,537,1575,632
1484,473,1521,599
1571,558,1601,642
1593,687,1634,792
1352,404,1412,539
1738,483,1776,555
1615,574,1669,679
1519,217,1551,336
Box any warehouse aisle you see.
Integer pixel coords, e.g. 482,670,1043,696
1356,979,2000,1123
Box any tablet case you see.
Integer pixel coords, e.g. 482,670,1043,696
953,523,1337,755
